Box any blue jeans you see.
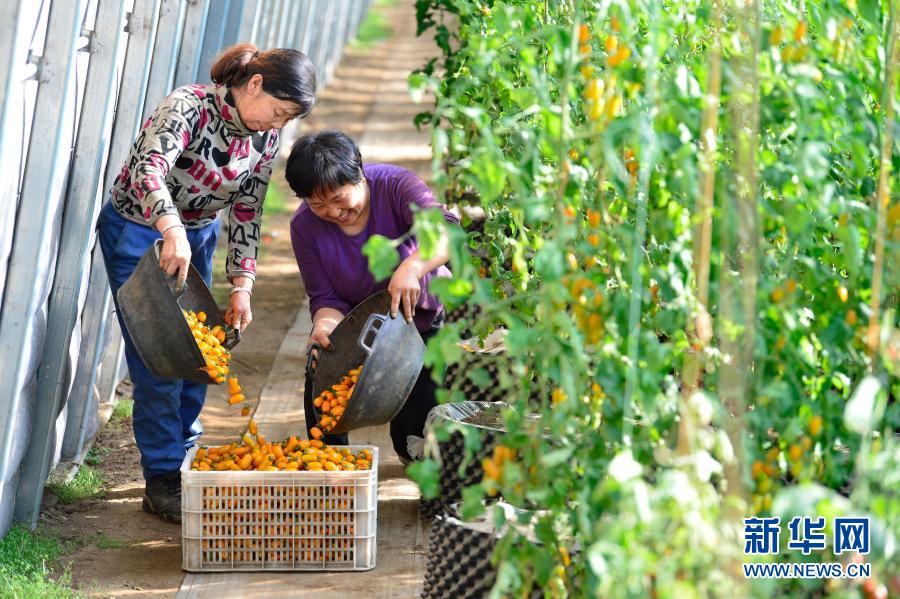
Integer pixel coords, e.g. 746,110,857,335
97,201,219,480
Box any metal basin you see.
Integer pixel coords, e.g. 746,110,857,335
117,239,239,383
306,290,425,433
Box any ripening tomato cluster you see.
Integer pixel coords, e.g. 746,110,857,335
577,21,629,127
481,444,516,496
750,415,826,514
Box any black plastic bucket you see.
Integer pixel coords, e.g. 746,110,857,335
305,290,425,433
116,239,239,383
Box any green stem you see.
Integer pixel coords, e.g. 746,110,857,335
719,0,762,589
867,0,899,362
679,0,723,455
557,11,578,207
856,0,900,506
622,0,661,447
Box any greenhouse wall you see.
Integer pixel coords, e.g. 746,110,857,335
0,0,371,534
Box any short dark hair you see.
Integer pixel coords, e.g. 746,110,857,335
285,130,364,198
211,43,316,118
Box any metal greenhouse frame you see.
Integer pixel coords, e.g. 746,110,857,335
0,0,372,533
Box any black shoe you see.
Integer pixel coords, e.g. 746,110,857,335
142,471,182,523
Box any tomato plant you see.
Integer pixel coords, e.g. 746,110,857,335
384,0,900,596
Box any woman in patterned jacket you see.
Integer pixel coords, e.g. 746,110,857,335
96,43,316,522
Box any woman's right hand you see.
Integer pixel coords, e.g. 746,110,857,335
308,326,333,354
307,307,343,357
158,221,191,290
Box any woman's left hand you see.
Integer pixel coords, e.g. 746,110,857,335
226,288,252,332
388,258,424,323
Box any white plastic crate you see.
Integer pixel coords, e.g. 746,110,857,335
181,445,378,571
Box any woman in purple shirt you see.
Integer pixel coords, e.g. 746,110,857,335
287,130,459,462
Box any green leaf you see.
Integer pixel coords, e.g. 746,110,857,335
408,72,428,103
413,111,433,131
467,368,493,388
798,142,830,181
844,375,882,434
436,388,466,406
362,235,399,281
457,423,485,457
857,0,880,24
525,486,552,503
407,459,440,499
434,24,452,54
423,323,464,370
539,447,573,468
534,240,564,279
505,326,540,353
448,277,474,297
432,127,448,158
469,153,508,200
534,515,555,545
412,207,447,259
587,541,610,578
460,484,487,520
835,224,861,279
429,277,474,307
674,64,700,98
492,562,519,599
541,108,561,139
771,483,849,522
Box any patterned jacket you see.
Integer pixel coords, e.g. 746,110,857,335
109,83,278,281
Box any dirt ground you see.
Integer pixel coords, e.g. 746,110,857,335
40,201,305,599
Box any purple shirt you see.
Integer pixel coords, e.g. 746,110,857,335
290,164,460,333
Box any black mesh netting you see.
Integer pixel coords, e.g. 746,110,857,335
419,401,504,519
417,431,497,518
442,335,544,406
421,509,543,599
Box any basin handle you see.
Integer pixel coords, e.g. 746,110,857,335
306,342,324,379
152,239,188,297
358,313,386,355
223,327,241,350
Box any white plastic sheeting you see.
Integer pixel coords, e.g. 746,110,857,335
0,0,371,533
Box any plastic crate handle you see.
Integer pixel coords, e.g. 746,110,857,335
358,313,385,355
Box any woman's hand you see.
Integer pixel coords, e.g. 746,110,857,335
308,326,333,352
388,257,424,323
225,288,252,332
158,218,191,290
307,307,343,356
